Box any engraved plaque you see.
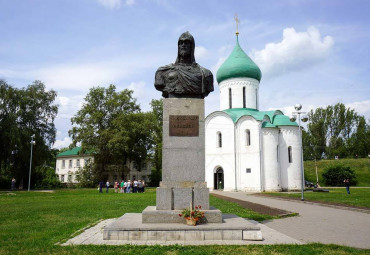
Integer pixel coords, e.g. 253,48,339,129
169,115,199,136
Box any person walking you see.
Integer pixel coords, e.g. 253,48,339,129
11,178,16,191
114,180,118,193
127,180,131,193
106,180,110,193
133,180,138,193
138,180,143,193
142,180,145,193
344,179,350,194
99,181,103,193
120,180,124,193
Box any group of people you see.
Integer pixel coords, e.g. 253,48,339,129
98,179,145,193
115,180,145,193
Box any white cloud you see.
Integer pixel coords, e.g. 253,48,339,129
128,81,146,99
97,0,122,9
97,0,134,9
53,137,72,149
346,100,370,118
125,0,135,6
251,26,334,78
195,46,208,61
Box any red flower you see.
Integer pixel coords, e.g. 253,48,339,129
191,211,194,215
198,205,201,209
179,214,182,217
195,206,198,209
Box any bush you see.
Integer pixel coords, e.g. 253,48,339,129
322,165,357,186
34,165,61,189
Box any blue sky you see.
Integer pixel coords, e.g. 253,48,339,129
1,0,369,148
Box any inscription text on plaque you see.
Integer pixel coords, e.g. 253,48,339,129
169,115,199,136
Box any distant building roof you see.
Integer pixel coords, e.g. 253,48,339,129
56,147,91,157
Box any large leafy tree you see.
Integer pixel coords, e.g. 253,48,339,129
304,102,368,159
69,85,158,180
0,80,58,188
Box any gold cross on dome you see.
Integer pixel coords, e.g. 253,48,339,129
234,13,240,35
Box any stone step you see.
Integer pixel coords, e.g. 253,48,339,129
104,213,262,241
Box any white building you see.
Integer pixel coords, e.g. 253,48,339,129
56,147,152,184
205,34,303,192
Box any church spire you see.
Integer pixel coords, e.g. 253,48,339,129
234,13,240,36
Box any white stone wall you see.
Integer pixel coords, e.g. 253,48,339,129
279,126,302,190
262,128,281,191
219,77,259,110
236,116,262,191
56,156,93,183
205,112,235,191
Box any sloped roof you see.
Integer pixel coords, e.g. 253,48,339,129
222,108,298,127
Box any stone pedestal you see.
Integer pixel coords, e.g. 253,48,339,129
148,98,220,222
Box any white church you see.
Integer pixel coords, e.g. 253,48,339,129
205,34,303,192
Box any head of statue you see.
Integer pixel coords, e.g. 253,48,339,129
176,31,195,64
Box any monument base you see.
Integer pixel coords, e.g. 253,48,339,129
142,206,222,223
104,213,262,241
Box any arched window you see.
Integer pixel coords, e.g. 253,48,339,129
216,132,222,148
246,129,251,146
229,88,232,109
288,146,292,163
243,87,246,108
277,145,279,162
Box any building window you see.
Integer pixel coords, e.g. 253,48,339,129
217,132,222,148
68,175,72,182
288,146,293,163
246,168,251,173
69,160,72,168
76,159,80,167
229,88,232,109
246,129,251,146
255,88,258,109
277,145,279,162
243,87,246,108
62,160,65,169
61,175,65,182
76,175,80,181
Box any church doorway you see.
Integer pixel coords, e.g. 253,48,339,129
214,167,224,190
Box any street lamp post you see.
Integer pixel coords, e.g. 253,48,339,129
290,104,308,201
28,134,36,192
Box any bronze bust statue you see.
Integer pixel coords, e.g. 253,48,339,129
154,32,214,98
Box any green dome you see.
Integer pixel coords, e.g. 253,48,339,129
216,36,262,83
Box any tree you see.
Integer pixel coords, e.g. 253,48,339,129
304,103,368,159
69,85,158,182
0,80,58,189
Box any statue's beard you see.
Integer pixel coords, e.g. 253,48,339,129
179,49,191,58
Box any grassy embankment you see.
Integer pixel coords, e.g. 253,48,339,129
1,189,368,255
264,188,370,208
304,158,370,186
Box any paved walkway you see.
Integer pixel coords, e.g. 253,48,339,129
211,191,370,249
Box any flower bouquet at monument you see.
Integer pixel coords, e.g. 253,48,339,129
179,203,205,226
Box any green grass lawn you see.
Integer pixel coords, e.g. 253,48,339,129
264,188,370,208
304,158,370,186
0,189,368,255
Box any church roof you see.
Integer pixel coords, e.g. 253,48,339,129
222,108,298,127
216,36,262,83
57,147,93,157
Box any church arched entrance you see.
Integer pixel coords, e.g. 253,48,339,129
214,167,224,190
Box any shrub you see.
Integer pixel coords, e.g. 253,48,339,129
322,165,357,186
34,165,61,189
